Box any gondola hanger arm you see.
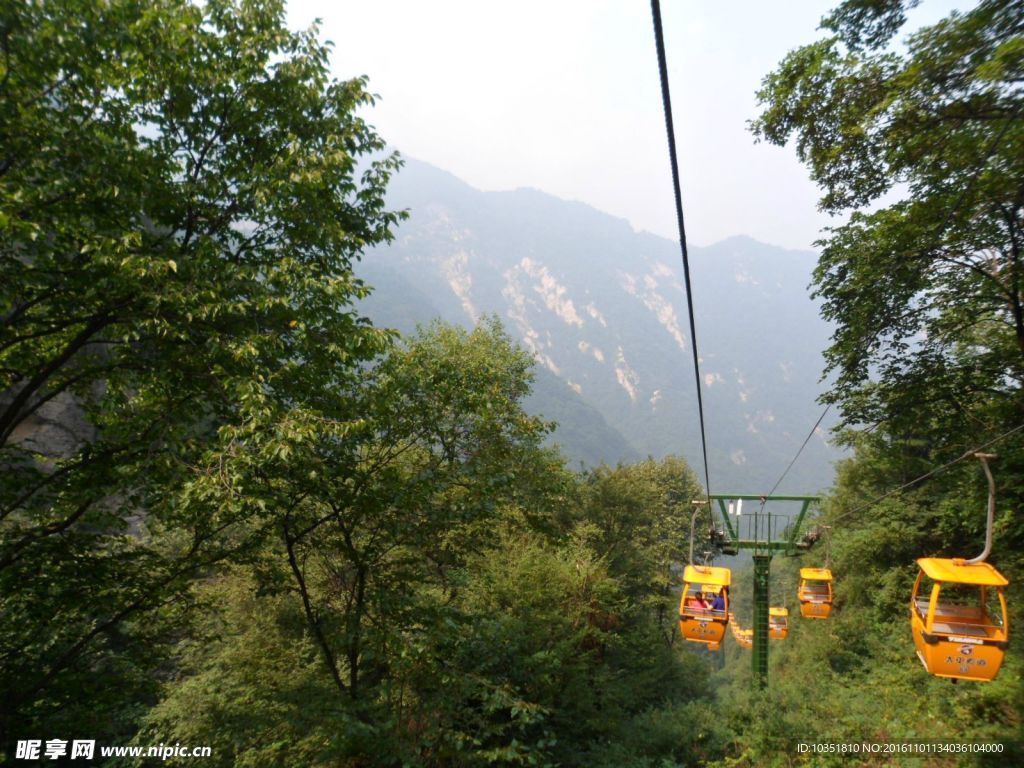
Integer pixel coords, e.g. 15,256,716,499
965,453,997,565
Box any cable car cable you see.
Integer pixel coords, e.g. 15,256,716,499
833,421,1024,522
654,1,740,653
838,111,1017,388
762,403,832,500
651,10,1013,512
787,118,1019,528
650,0,712,503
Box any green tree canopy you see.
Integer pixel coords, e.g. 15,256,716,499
1,0,401,742
752,0,1024,560
752,0,1024,439
747,8,1024,759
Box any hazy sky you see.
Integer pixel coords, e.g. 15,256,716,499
286,1,963,251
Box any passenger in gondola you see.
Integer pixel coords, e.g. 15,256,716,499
710,590,725,613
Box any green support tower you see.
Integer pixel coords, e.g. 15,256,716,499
752,554,771,686
708,494,820,690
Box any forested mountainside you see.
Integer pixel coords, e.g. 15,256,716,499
2,1,1022,766
358,159,842,492
356,256,640,468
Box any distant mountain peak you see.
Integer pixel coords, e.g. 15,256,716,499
362,158,843,490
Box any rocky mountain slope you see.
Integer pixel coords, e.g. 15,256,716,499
358,158,843,492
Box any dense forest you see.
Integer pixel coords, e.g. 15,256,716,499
2,0,1022,766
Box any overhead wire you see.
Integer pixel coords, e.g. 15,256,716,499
832,421,1024,523
820,110,1023,522
650,4,1018,533
763,404,832,500
767,105,1019,508
650,0,712,504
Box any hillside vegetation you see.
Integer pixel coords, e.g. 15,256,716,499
2,0,1022,766
360,160,843,492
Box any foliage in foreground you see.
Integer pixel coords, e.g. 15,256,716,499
718,1,1024,763
6,0,1024,765
133,373,719,766
1,1,719,762
1,0,400,748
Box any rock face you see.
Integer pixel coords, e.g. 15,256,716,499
5,389,95,460
358,158,844,491
5,158,843,492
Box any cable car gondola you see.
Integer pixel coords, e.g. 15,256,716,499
910,454,1009,682
727,612,752,648
911,559,1008,681
769,607,789,639
678,564,731,648
798,567,833,619
735,627,753,649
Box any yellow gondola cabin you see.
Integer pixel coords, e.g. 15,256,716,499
727,612,752,648
769,607,789,639
911,557,1008,682
798,567,833,619
678,565,731,647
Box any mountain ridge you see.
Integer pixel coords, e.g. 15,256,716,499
359,157,843,492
